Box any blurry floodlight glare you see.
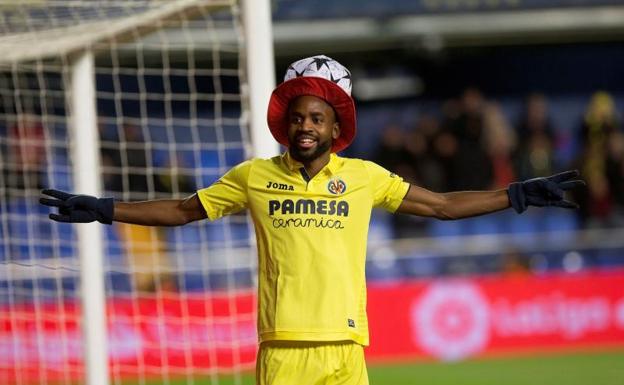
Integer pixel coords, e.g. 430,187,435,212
353,75,424,101
563,251,584,273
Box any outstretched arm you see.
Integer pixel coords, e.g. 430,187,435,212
40,189,207,226
114,194,207,226
396,170,584,220
396,185,509,220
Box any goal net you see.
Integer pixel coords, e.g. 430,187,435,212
0,1,263,384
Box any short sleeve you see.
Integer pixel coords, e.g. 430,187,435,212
197,160,252,220
363,160,410,212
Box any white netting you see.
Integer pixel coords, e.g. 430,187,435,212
0,1,258,384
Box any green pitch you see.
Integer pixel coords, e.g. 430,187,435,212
123,350,624,385
367,350,624,385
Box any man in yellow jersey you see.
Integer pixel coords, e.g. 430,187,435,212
41,55,583,384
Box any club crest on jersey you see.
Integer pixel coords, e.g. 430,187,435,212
327,177,346,195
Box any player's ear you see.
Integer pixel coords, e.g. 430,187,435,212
332,121,340,140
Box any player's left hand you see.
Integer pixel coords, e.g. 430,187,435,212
508,170,585,214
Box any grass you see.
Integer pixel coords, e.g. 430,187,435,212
121,350,624,385
367,350,624,385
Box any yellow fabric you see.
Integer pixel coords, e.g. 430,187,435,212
117,223,171,292
256,341,368,385
197,152,409,345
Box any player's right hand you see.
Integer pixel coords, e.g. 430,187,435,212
39,189,114,224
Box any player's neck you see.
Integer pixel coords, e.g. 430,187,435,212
300,151,331,179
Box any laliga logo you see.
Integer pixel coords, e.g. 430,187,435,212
327,177,347,195
616,298,624,329
411,281,490,361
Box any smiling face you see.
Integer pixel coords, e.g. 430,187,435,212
287,95,340,164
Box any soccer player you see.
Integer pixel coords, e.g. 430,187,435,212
40,55,583,385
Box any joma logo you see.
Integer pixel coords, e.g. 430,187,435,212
266,181,294,191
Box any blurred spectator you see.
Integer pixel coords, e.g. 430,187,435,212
373,122,411,177
390,120,432,239
404,114,446,192
155,153,196,197
482,102,517,188
112,123,151,199
605,131,624,224
373,122,423,237
578,91,618,149
101,123,197,198
101,150,120,195
513,93,557,180
3,113,47,194
573,91,622,227
500,248,531,277
431,117,458,192
100,122,193,292
117,222,176,293
440,88,494,190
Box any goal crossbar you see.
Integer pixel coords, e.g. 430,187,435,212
0,0,233,64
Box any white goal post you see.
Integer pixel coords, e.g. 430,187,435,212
0,1,276,385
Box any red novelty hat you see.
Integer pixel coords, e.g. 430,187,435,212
267,55,356,153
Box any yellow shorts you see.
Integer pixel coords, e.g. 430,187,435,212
256,341,369,385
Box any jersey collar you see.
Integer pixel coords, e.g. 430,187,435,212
281,151,342,176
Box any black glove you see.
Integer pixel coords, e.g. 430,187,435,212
508,170,585,214
40,189,114,224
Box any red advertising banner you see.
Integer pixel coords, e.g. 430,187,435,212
366,269,624,361
2,270,624,384
0,291,257,384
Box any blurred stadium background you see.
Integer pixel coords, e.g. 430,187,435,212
1,1,624,384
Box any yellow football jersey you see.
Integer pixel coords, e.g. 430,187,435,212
197,152,409,345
